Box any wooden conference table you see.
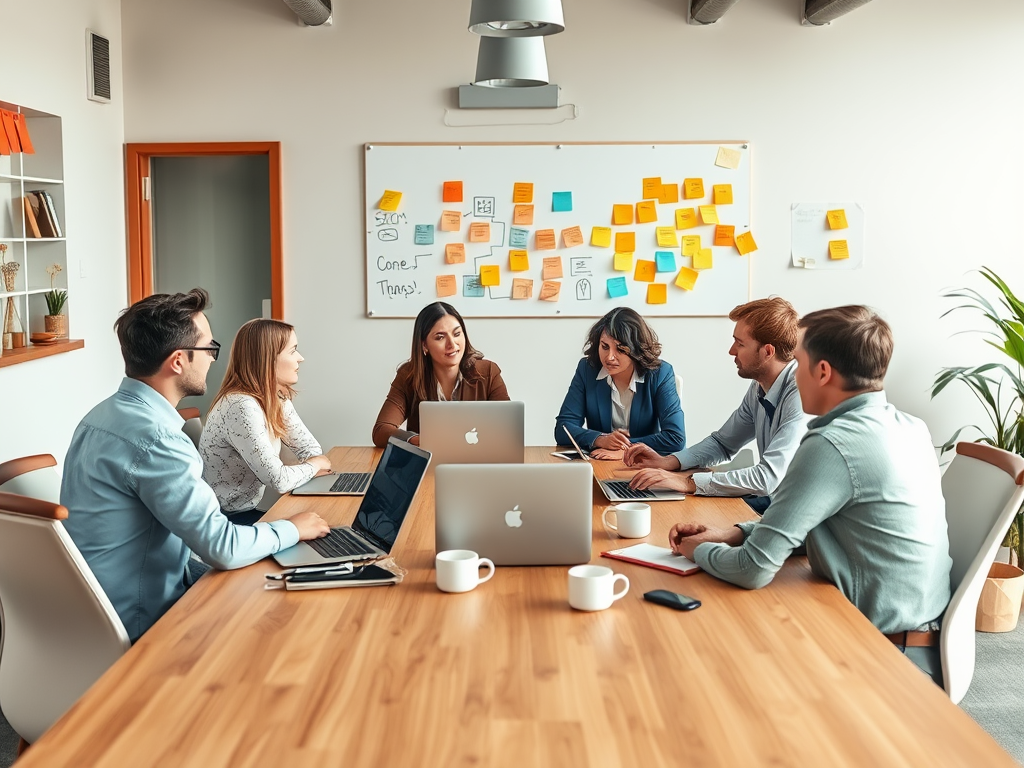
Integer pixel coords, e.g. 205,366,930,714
19,447,1014,767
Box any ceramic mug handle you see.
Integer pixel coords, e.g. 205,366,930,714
611,574,629,601
602,506,619,532
477,558,495,585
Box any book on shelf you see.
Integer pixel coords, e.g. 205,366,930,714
22,196,42,238
28,190,62,238
25,193,55,238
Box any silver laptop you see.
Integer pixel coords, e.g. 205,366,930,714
273,438,431,567
435,463,593,566
562,425,687,502
419,401,525,465
291,470,371,496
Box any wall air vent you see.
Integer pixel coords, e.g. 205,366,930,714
86,29,111,104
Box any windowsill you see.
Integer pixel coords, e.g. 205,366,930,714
0,338,85,368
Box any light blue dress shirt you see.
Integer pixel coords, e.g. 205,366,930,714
61,378,299,642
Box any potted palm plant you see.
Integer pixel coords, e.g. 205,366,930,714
43,263,68,338
932,266,1024,631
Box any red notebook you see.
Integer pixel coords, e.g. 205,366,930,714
601,543,701,577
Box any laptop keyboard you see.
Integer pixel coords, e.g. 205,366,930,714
329,472,371,494
604,480,657,500
307,527,377,559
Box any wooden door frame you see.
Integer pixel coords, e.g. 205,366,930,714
124,142,284,317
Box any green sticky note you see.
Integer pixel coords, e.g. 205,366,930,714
509,227,529,248
414,224,434,245
552,191,573,212
463,275,485,297
607,276,628,298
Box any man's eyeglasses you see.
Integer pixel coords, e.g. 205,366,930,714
181,339,221,362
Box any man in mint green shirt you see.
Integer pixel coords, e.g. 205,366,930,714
670,306,951,683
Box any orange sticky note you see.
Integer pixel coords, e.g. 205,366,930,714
656,227,678,248
829,240,850,260
562,226,585,248
542,257,564,280
591,227,612,247
642,177,662,199
445,243,466,264
615,232,635,252
1,111,22,153
12,114,34,154
735,231,757,255
509,250,530,271
379,190,402,211
613,252,633,271
683,178,705,200
675,267,699,291
714,225,735,247
612,204,633,225
479,265,500,286
634,260,656,282
512,278,534,299
436,275,457,298
0,116,10,154
699,205,719,225
539,281,561,302
713,184,733,205
469,222,491,242
647,284,668,305
442,181,463,203
440,210,462,231
514,205,535,225
535,229,556,250
675,208,698,230
658,184,679,204
827,209,849,230
693,248,713,270
636,200,657,224
682,235,702,257
513,182,534,203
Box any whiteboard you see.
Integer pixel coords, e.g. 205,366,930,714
364,142,752,318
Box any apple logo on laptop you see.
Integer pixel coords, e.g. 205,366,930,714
505,505,523,528
465,427,479,445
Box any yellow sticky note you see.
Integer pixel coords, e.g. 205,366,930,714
535,229,556,250
562,226,585,248
827,209,849,230
440,210,462,232
379,190,402,211
642,177,662,199
513,182,534,204
445,243,466,264
683,179,704,200
479,265,500,286
713,184,733,205
658,184,679,205
693,248,713,270
634,260,656,282
512,278,533,299
469,222,490,242
636,200,657,224
699,205,719,225
647,283,668,305
542,257,563,280
715,146,742,169
675,267,699,291
591,226,612,247
675,208,698,230
656,227,678,248
829,240,850,260
509,250,530,271
682,235,702,256
735,231,757,255
613,252,633,271
436,275,457,298
612,204,633,225
714,225,735,247
514,205,534,225
539,281,561,302
615,232,636,253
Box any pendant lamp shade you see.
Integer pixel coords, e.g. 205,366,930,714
468,0,565,37
473,36,549,87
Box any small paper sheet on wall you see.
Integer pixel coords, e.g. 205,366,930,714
791,203,865,270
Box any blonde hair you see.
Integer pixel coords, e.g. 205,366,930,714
212,319,296,439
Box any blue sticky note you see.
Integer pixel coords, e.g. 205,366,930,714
509,227,529,249
655,251,676,272
552,191,573,212
414,224,434,245
607,276,628,298
463,274,485,298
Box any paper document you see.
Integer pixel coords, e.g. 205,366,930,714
602,543,701,576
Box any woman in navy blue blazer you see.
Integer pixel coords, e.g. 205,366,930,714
555,308,685,458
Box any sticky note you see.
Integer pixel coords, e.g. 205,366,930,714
713,184,733,205
513,182,534,203
512,278,534,299
735,231,757,255
442,181,463,203
445,243,466,264
436,275,457,297
514,205,535,225
562,226,584,248
591,226,612,247
827,209,849,230
714,225,735,247
414,224,434,245
613,252,633,271
509,250,530,271
675,267,699,291
615,232,636,252
655,251,676,272
715,146,742,169
636,200,657,224
535,229,556,250
479,265,500,286
607,276,628,298
539,281,561,302
634,260,656,282
699,205,719,225
829,240,850,260
552,191,573,212
683,179,705,200
469,222,491,242
647,284,668,305
656,227,678,248
542,257,564,280
682,235,702,257
510,227,529,248
658,184,679,204
642,177,662,199
463,274,485,298
440,210,462,231
612,204,633,225
675,208,698,230
693,248,713,270
379,190,402,211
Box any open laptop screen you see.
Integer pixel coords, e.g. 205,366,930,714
352,440,430,553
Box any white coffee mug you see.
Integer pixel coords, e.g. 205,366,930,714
435,550,495,593
567,565,630,611
602,502,651,538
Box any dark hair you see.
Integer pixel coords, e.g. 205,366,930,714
798,305,893,391
583,308,662,372
406,302,483,402
729,297,799,362
114,288,210,378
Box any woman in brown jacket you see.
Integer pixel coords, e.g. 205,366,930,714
372,302,509,447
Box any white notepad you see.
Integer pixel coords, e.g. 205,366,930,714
601,543,701,576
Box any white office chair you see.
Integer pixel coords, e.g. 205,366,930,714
177,406,203,450
0,492,130,746
940,441,1024,704
0,453,61,503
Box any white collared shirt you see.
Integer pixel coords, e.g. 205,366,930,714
597,366,645,432
436,372,464,402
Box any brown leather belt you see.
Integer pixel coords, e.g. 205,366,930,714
884,630,939,647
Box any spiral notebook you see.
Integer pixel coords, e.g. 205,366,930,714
601,543,701,576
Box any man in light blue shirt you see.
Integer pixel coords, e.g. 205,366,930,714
61,288,330,642
624,297,808,513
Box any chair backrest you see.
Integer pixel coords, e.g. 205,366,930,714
0,492,130,743
177,407,203,450
0,454,61,503
940,442,1024,704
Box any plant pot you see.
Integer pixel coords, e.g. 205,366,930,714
44,314,68,338
976,562,1024,632
10,332,25,348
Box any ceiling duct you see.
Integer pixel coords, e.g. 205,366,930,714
690,0,742,25
282,0,332,27
804,0,873,25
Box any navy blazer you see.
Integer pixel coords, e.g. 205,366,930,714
554,358,686,454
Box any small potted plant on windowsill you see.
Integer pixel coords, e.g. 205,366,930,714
43,263,68,339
